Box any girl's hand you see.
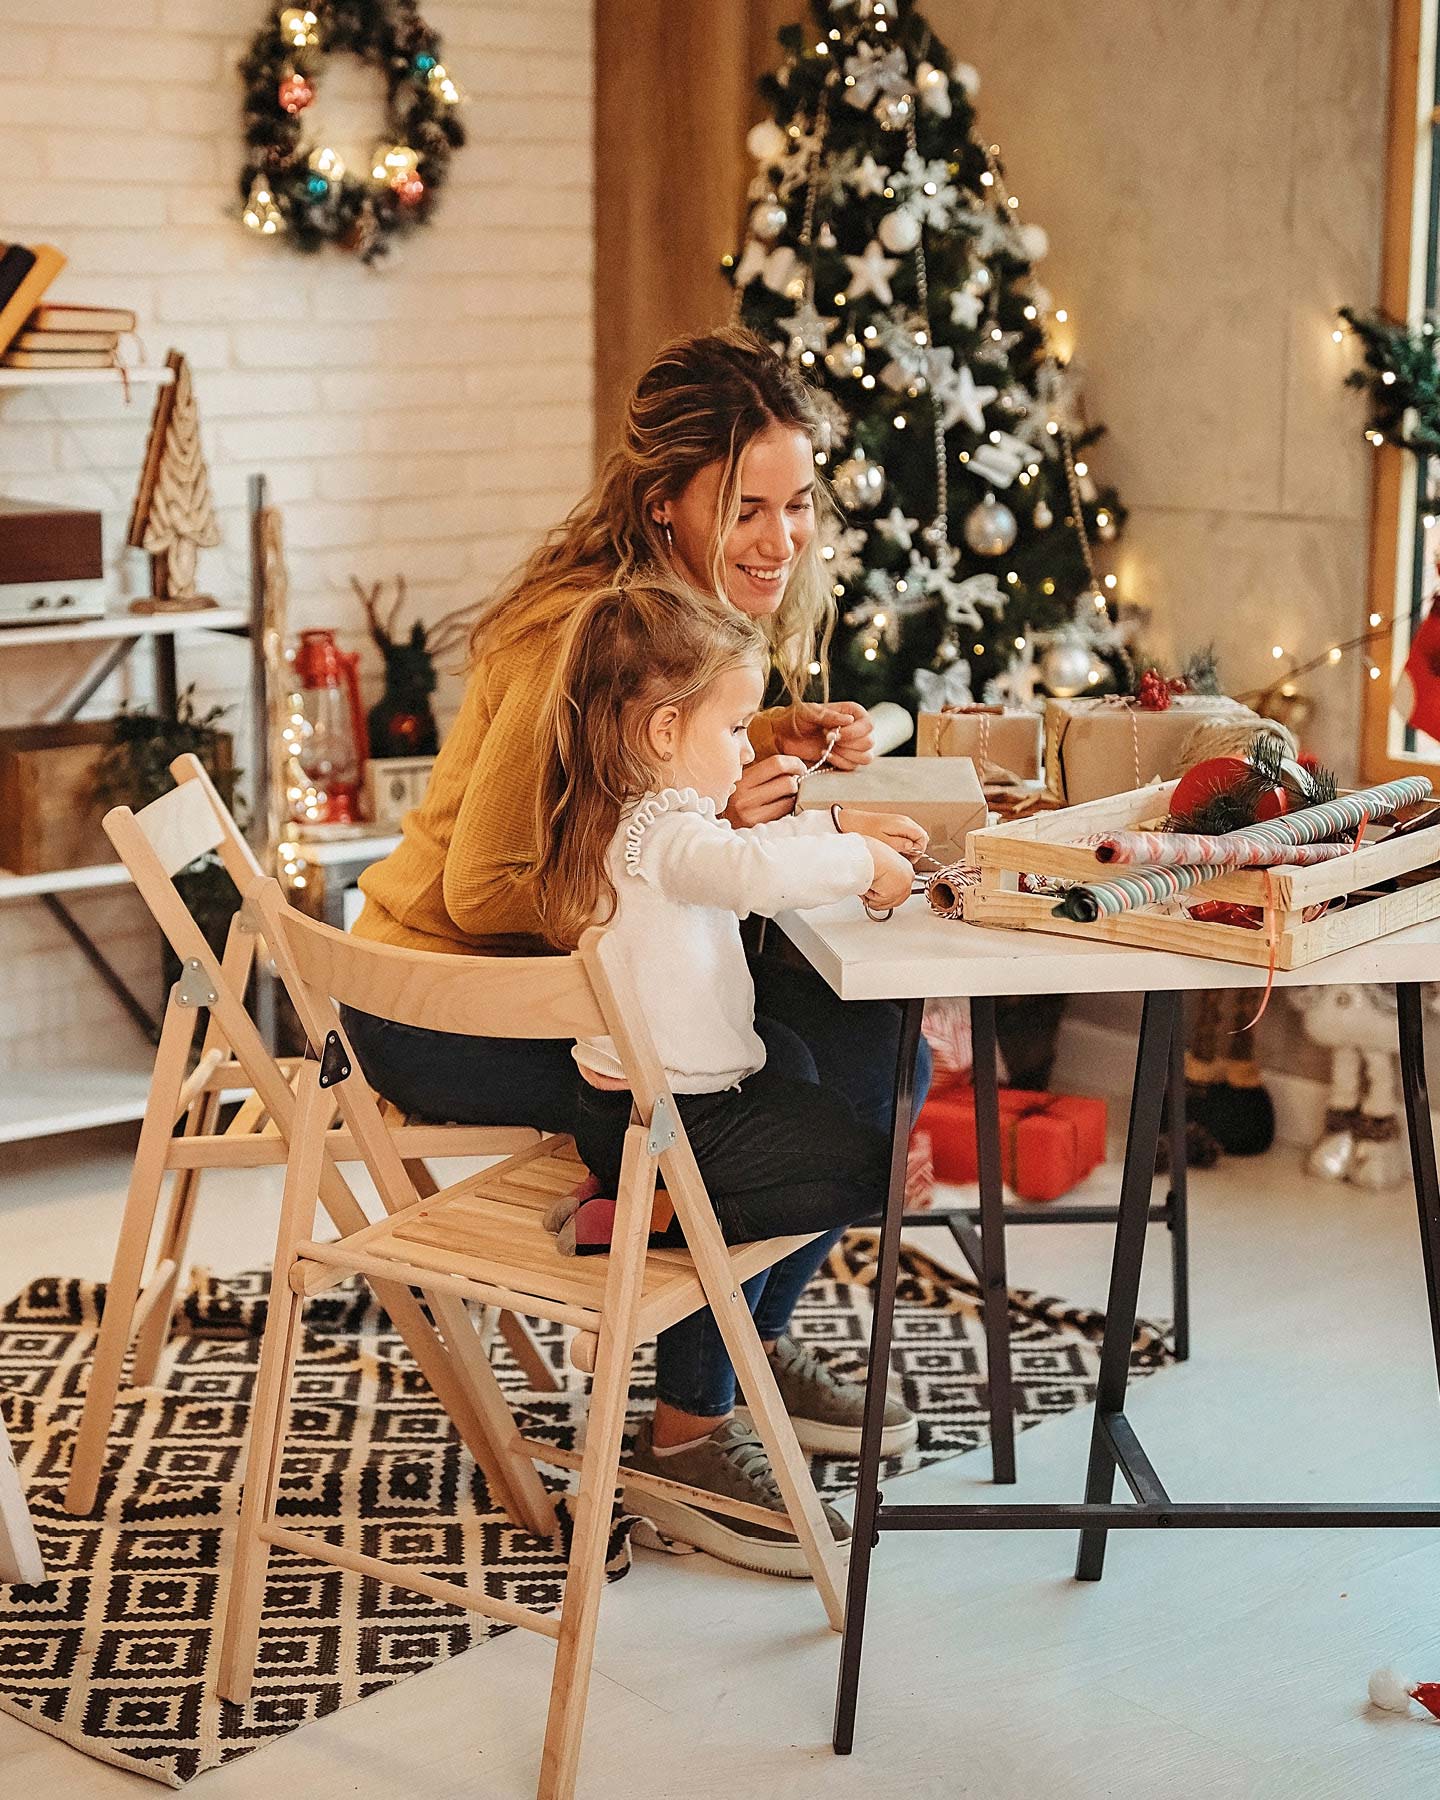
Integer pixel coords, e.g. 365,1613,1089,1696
861,838,917,910
723,754,808,827
837,808,928,859
772,700,874,771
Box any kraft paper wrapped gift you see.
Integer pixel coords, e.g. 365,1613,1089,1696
1044,695,1267,805
799,757,987,864
917,706,1044,783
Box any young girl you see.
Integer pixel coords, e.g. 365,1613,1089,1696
529,578,923,1578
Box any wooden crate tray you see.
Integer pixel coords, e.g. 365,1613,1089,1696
962,780,1440,969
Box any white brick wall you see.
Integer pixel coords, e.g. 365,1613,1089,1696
0,0,594,1076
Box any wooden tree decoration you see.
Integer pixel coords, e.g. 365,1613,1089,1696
127,349,221,612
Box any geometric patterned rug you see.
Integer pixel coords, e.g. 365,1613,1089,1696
0,1232,1171,1786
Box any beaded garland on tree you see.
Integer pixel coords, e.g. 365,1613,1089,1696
238,1,466,264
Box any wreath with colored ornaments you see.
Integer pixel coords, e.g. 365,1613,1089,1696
238,1,465,264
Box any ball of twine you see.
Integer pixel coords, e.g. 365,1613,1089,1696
1176,718,1298,773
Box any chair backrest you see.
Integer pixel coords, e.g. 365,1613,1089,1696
255,883,609,1043
102,764,299,1134
169,751,267,891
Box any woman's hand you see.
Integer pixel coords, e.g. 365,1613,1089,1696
837,808,928,860
722,753,808,827
860,838,916,911
772,700,874,771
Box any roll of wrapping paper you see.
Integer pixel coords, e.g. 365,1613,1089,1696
1089,833,1357,869
1054,774,1434,923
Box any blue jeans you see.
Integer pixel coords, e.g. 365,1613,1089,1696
339,948,931,1416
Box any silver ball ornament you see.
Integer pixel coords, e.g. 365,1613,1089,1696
823,335,865,380
749,197,787,243
1032,498,1053,530
877,208,921,253
832,450,886,510
962,493,1018,557
1040,639,1100,698
967,265,993,296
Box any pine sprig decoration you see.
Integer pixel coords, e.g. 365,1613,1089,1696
1338,306,1440,457
1167,732,1338,836
237,0,466,264
731,0,1127,707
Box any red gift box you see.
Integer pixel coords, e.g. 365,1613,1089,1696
917,1084,1108,1203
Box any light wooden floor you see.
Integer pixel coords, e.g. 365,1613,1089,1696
2,1124,1440,1798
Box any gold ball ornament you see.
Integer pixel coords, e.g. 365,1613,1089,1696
962,493,1018,556
823,334,865,380
280,8,319,48
371,143,420,185
242,177,284,234
832,449,886,510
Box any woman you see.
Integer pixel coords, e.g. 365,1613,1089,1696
346,327,928,1573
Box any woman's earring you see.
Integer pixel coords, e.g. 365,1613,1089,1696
660,519,675,551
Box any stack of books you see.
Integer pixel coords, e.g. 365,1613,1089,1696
0,243,137,370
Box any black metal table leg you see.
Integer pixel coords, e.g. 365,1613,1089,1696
1166,1007,1191,1363
1397,983,1440,1394
834,996,926,1756
1075,990,1182,1582
971,996,1016,1484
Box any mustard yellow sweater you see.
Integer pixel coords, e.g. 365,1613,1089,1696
354,619,784,955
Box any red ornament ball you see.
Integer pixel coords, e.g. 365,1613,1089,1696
394,174,425,206
1169,754,1288,825
278,73,314,114
1169,755,1249,819
1135,668,1172,711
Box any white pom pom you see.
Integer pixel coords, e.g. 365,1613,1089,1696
746,120,788,167
952,61,981,97
1369,1667,1415,1712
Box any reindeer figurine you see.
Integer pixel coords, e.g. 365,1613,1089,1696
352,576,482,760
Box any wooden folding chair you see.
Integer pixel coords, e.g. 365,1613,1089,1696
218,876,846,1800
64,753,557,1522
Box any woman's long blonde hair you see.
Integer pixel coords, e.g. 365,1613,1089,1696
528,578,766,950
470,326,834,704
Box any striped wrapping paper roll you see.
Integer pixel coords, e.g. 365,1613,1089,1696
1089,833,1357,869
1055,774,1433,923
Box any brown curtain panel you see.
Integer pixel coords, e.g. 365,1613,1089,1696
592,0,797,457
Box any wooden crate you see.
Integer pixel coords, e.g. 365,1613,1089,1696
963,780,1440,969
0,721,116,874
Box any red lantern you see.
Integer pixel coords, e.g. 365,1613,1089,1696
278,73,314,114
293,629,369,825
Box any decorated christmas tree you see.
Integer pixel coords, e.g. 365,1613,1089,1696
730,0,1128,711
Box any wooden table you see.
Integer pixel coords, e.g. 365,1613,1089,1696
777,898,1440,1756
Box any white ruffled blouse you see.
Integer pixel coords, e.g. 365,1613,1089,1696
573,787,874,1094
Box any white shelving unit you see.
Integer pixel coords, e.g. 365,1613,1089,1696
0,1047,157,1145
0,366,174,389
0,862,131,902
0,606,247,649
0,392,263,1139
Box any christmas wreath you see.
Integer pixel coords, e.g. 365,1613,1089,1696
238,1,466,264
